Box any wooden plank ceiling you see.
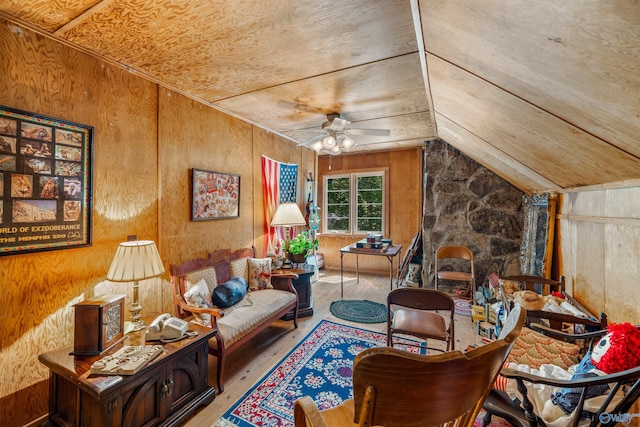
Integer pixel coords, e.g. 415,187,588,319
1,0,639,195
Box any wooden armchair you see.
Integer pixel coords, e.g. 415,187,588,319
482,323,640,427
294,306,526,427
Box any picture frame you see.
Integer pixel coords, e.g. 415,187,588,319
191,168,240,220
0,105,93,255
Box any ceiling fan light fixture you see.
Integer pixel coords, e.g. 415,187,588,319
322,135,336,148
311,141,323,152
340,136,355,150
330,145,341,155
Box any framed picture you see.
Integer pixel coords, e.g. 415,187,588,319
0,105,93,255
191,168,240,220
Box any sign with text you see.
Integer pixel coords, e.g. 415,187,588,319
0,106,92,255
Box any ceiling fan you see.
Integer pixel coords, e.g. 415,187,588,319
296,113,391,155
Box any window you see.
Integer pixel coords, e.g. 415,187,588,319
323,170,386,235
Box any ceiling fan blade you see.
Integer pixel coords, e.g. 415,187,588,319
346,128,391,136
297,133,326,147
328,117,350,130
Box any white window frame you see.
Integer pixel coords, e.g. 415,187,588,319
322,169,387,236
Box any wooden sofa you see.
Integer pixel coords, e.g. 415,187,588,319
170,247,299,393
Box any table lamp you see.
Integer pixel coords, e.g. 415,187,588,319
106,240,165,331
271,202,307,268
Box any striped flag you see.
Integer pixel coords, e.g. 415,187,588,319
261,155,298,255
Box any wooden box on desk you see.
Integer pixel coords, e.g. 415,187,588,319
72,294,126,356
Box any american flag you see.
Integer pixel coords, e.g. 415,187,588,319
261,155,298,255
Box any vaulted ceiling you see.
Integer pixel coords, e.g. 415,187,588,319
1,0,639,195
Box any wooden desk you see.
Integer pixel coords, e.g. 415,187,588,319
39,323,216,427
339,244,402,298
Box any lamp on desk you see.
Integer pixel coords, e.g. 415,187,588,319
271,202,307,268
107,239,165,331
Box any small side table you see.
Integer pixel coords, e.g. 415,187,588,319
273,266,315,320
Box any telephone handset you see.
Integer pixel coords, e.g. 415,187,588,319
145,313,190,343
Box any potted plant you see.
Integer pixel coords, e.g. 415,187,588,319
286,231,319,263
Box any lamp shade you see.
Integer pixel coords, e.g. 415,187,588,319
106,240,165,282
271,202,307,227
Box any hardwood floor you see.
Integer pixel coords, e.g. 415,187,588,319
184,269,484,427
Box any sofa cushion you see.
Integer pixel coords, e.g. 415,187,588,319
185,266,218,295
230,257,250,283
210,289,296,349
184,278,213,326
212,277,247,308
248,257,273,291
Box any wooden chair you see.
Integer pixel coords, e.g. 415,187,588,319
294,306,526,427
387,288,455,352
435,245,476,302
482,323,640,427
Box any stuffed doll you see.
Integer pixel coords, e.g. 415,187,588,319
499,322,640,426
552,322,640,413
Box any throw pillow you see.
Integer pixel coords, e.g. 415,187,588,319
506,326,582,370
248,257,273,291
212,277,248,308
184,278,213,326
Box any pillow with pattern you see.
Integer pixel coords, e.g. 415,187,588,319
184,278,213,326
506,326,581,369
493,326,582,392
248,257,273,291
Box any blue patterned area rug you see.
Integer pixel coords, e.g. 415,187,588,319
214,319,425,427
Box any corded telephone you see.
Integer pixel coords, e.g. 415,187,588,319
145,313,189,342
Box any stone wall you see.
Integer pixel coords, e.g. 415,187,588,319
422,140,525,295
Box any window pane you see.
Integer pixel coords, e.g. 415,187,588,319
323,173,385,234
327,177,350,190
326,177,350,232
358,218,382,231
358,176,382,190
356,174,383,233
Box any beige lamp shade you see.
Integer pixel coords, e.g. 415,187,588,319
271,202,307,227
106,240,165,282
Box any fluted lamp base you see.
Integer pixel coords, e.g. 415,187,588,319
129,280,145,331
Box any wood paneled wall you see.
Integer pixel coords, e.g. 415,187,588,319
158,89,255,265
317,149,422,275
557,187,640,324
0,18,312,426
0,18,159,425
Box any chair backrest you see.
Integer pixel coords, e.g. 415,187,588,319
436,244,474,261
435,245,475,277
351,305,526,427
387,287,454,312
435,245,476,299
